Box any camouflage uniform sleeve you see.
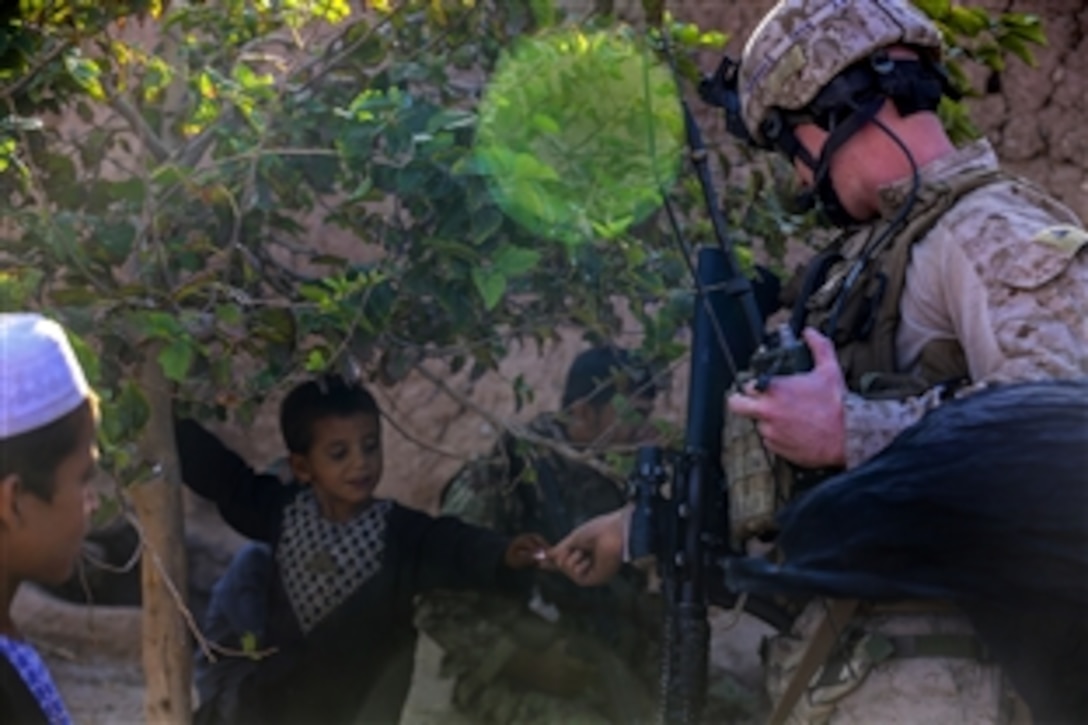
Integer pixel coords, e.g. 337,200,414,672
844,186,1087,468
842,388,948,468
415,460,554,689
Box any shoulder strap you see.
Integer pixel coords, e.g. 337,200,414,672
769,599,860,725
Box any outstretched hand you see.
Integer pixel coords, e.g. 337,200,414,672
727,327,847,469
504,532,551,569
546,504,631,586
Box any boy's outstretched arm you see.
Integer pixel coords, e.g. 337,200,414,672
398,503,546,593
174,418,286,542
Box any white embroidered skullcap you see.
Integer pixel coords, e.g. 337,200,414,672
0,313,92,439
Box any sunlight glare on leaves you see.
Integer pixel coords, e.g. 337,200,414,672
475,27,683,248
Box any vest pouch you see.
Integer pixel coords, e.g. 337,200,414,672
725,413,794,546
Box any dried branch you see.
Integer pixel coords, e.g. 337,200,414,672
411,362,627,483
122,508,277,664
101,78,172,163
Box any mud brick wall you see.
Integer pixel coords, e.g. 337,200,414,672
563,0,1087,221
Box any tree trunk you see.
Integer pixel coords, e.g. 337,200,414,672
129,356,191,724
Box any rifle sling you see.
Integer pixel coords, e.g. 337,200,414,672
768,598,860,725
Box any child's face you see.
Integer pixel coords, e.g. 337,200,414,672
9,414,99,585
291,412,383,523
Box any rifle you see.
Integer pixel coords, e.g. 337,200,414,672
626,69,813,724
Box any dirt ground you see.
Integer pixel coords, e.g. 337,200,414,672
15,582,774,725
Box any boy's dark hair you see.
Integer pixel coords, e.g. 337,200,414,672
279,374,381,454
561,346,656,410
0,399,95,502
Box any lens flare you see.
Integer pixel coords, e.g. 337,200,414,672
475,27,683,247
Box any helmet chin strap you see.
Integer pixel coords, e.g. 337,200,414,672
790,96,886,227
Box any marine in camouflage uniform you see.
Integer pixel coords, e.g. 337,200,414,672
720,0,1088,722
418,346,756,724
417,410,661,724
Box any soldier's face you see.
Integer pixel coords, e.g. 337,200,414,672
574,397,655,450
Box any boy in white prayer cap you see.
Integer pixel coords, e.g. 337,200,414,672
0,312,99,725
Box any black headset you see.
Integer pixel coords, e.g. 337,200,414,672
700,49,959,226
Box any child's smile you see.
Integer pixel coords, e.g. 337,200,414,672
293,413,384,523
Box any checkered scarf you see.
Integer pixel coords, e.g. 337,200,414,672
276,490,393,633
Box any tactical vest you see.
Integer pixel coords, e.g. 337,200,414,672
727,165,1012,542
807,165,1012,397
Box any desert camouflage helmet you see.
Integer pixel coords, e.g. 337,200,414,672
738,0,943,145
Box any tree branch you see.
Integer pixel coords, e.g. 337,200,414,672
411,361,627,483
102,82,173,163
0,39,73,103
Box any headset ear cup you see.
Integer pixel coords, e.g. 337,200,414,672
761,111,783,145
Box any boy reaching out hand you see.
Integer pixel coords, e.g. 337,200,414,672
176,374,548,724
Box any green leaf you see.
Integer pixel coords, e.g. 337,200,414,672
240,632,259,658
912,0,950,21
1002,14,1047,45
492,246,541,276
103,381,150,442
998,34,1036,67
946,6,989,37
697,31,728,49
66,331,101,387
530,113,560,135
158,340,195,382
63,53,106,100
315,0,351,23
134,311,184,340
96,221,136,264
305,347,328,372
529,0,556,28
471,268,506,310
427,109,477,132
215,304,243,326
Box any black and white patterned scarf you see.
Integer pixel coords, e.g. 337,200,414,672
276,490,393,633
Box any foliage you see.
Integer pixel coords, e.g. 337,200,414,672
475,26,684,248
0,0,692,486
0,0,1053,489
911,0,1048,143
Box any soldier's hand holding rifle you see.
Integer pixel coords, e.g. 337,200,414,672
727,327,848,469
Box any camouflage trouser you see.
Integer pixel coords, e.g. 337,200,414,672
764,602,1005,725
452,676,613,725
